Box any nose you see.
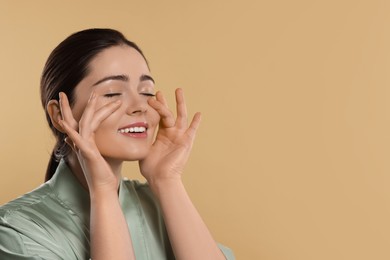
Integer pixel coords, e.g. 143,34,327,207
125,94,148,115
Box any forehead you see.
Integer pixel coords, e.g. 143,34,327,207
87,45,149,77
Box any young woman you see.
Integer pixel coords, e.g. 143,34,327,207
0,28,234,260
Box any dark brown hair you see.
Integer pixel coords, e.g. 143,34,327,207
40,28,146,181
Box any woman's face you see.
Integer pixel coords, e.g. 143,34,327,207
71,45,159,162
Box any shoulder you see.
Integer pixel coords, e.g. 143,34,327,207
0,182,58,234
0,182,53,220
0,184,64,259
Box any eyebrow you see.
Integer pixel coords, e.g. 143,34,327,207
140,74,155,84
92,74,155,87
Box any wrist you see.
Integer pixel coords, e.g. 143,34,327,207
89,187,119,203
86,176,120,200
148,176,184,198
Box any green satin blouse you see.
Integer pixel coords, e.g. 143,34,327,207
0,161,234,259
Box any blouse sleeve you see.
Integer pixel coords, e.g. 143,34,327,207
218,243,236,260
0,225,57,260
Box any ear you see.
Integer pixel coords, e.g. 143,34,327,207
47,99,65,133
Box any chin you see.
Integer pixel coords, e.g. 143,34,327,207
102,150,149,162
123,154,147,161
99,144,151,160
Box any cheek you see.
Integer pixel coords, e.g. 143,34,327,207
72,97,122,124
96,107,123,131
70,101,88,122
148,109,160,129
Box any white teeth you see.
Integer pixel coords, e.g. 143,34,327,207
118,127,146,133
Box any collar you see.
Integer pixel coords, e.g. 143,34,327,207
48,160,90,224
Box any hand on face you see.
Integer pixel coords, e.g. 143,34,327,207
58,91,122,194
139,88,201,183
57,87,200,191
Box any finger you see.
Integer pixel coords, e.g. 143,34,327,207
175,88,188,128
155,91,169,107
185,112,201,140
59,92,78,130
59,119,87,152
78,92,99,136
148,98,175,128
86,100,122,131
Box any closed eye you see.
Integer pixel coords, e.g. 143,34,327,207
141,93,156,97
104,93,122,98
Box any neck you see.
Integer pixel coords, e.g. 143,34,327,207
66,152,123,192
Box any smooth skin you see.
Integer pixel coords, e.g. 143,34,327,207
47,46,225,260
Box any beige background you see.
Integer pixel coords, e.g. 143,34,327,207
1,0,390,259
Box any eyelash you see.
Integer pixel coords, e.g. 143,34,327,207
104,93,122,98
104,93,156,98
141,93,156,97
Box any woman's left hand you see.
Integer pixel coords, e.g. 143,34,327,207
139,88,201,183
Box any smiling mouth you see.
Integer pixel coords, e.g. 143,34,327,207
117,122,149,138
117,126,147,134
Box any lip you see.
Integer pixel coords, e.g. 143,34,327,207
118,122,149,138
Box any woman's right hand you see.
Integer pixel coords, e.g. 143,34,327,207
57,91,122,195
57,91,136,260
